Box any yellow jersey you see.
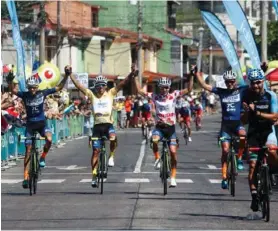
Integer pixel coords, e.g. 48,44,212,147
85,88,117,125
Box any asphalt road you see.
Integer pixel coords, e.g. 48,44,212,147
2,114,278,230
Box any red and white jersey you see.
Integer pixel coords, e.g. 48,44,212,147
147,90,181,126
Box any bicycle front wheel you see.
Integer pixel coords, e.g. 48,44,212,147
100,151,105,194
262,166,270,222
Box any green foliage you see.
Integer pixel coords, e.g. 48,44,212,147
1,1,39,23
255,21,278,60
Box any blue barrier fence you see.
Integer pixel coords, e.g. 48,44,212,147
1,115,85,163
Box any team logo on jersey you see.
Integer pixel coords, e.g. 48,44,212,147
222,94,240,103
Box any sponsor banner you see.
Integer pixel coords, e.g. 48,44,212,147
67,73,88,89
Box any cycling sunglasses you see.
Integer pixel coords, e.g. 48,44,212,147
95,84,107,89
225,80,236,84
250,80,263,85
160,86,170,90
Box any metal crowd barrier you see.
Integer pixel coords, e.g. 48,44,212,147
1,115,85,164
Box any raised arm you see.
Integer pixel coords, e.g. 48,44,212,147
115,69,136,93
196,72,213,92
55,66,70,92
180,73,194,96
68,68,88,97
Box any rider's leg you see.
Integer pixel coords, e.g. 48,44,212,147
169,141,177,179
91,140,101,187
152,129,161,169
22,144,32,188
221,140,230,189
237,127,246,170
39,131,52,167
186,117,192,141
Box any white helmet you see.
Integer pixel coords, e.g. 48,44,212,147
95,75,108,86
158,77,171,87
26,72,40,87
223,70,237,81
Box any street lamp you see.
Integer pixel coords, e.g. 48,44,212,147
197,27,204,72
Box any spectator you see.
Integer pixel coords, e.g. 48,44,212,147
207,92,216,114
125,95,133,128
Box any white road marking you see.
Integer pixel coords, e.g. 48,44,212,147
38,179,65,183
56,165,87,170
1,172,249,176
209,179,222,184
80,179,107,183
125,178,150,183
133,140,146,173
1,179,22,184
175,179,194,183
199,165,221,170
191,130,218,134
75,136,87,140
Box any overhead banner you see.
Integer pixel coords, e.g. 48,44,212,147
201,10,244,86
273,0,278,18
6,0,27,91
222,0,261,69
67,73,88,89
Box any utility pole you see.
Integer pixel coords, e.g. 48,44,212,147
261,1,268,63
137,0,143,86
56,0,61,70
208,0,213,84
39,1,45,64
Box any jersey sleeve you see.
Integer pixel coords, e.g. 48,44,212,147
109,87,117,96
16,91,25,98
211,87,219,94
269,91,278,113
43,88,57,97
85,89,94,103
173,90,181,98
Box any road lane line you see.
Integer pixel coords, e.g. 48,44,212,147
133,139,146,173
38,179,65,183
125,178,150,183
175,179,194,183
80,179,106,183
209,179,222,184
1,179,22,184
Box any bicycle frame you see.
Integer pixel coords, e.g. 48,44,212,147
249,146,278,222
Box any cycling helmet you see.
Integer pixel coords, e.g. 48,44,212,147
247,68,264,81
95,75,108,86
223,70,237,81
26,72,40,87
158,77,171,87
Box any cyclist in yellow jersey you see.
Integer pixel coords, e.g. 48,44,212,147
69,67,137,187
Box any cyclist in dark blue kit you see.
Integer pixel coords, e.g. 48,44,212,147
196,70,248,189
10,66,70,189
242,68,278,212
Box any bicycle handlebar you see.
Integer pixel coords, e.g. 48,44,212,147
249,146,278,151
91,136,115,141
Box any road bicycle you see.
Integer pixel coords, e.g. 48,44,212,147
18,132,45,196
249,145,278,222
91,136,115,194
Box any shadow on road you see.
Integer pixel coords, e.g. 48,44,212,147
180,212,246,220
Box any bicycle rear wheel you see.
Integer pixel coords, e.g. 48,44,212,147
145,126,149,144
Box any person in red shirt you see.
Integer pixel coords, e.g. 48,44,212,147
125,95,133,128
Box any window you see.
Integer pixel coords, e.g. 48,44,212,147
92,11,98,27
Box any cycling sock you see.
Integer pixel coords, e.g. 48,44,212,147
92,169,97,176
154,152,160,160
41,152,47,159
222,162,227,179
110,151,115,158
171,168,177,178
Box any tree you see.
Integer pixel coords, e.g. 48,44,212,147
255,21,278,61
1,1,39,23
